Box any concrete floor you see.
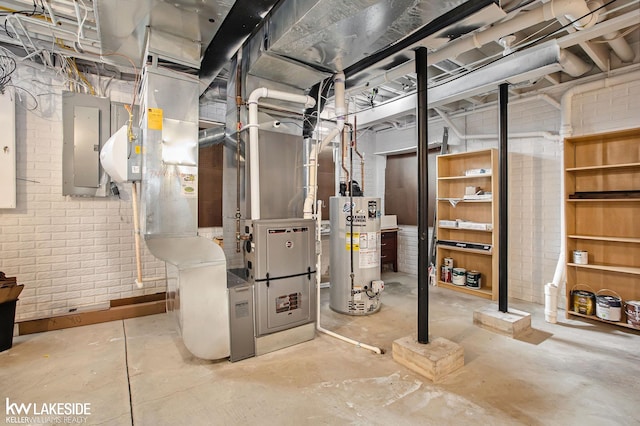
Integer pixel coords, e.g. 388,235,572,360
1,272,639,426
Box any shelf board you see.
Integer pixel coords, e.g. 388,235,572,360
566,162,640,172
438,198,492,203
438,174,492,180
567,263,640,275
567,311,640,331
437,281,493,300
439,226,492,233
438,245,493,255
567,198,639,202
568,235,640,243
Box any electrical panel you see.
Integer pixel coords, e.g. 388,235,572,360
0,90,16,208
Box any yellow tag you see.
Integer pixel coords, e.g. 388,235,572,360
147,108,163,130
134,145,141,154
345,232,360,251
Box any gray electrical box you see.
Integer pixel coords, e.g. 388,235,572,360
62,92,111,196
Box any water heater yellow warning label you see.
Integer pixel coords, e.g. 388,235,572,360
147,108,163,130
345,232,360,251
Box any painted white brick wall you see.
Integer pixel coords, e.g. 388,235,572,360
0,66,221,321
366,78,639,305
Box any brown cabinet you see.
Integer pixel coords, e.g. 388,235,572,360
435,148,499,300
564,127,640,330
381,230,398,272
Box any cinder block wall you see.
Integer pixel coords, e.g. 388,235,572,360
0,66,224,321
365,76,640,305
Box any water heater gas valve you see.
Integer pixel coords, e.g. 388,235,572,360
371,280,384,293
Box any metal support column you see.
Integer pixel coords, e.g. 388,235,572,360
498,83,509,313
416,47,429,343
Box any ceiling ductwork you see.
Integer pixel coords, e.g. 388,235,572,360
240,0,504,89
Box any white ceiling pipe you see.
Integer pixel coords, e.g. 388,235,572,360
428,0,598,66
348,0,600,96
559,48,592,76
434,107,560,142
588,0,637,62
247,88,315,220
303,72,346,219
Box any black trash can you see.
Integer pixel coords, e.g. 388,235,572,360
0,300,17,352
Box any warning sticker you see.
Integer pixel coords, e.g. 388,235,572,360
147,108,163,130
359,232,380,269
345,232,360,251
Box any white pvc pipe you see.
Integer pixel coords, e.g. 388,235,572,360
346,0,601,95
590,0,636,63
247,87,315,220
314,200,383,355
428,0,596,66
434,108,561,142
303,73,346,219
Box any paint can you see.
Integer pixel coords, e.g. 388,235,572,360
625,301,640,328
595,289,622,322
444,257,454,268
441,265,452,283
573,250,588,265
452,268,466,286
465,271,481,289
570,285,595,316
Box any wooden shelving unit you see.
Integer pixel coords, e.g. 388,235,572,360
436,149,499,301
564,127,640,330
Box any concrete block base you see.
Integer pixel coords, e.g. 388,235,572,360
392,336,464,382
473,304,532,338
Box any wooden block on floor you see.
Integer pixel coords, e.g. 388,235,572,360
473,304,531,338
392,336,464,382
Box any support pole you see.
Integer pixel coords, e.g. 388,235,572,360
416,47,429,344
498,83,509,313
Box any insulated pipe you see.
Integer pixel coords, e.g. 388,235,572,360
247,88,316,220
588,0,637,62
303,72,346,218
346,0,602,95
314,200,383,355
428,0,598,65
198,126,226,147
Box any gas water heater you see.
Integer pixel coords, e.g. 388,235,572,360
329,197,384,315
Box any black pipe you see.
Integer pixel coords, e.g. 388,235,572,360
416,47,429,344
498,83,509,313
344,0,497,80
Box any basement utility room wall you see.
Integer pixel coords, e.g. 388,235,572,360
368,77,640,306
0,66,167,322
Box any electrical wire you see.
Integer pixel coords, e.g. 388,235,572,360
0,52,17,92
6,83,39,110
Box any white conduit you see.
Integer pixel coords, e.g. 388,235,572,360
247,88,316,220
303,72,346,219
131,182,166,288
551,68,640,290
315,200,383,355
433,108,561,142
